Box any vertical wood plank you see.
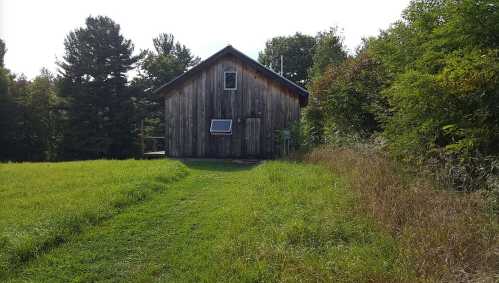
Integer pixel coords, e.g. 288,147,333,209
161,54,303,159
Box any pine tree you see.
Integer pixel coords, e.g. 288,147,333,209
134,33,200,137
0,38,16,160
0,39,6,68
59,16,140,159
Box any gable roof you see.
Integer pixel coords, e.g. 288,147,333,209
153,45,309,106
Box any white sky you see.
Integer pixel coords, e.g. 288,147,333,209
0,0,410,79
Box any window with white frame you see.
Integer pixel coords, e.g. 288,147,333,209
224,71,237,90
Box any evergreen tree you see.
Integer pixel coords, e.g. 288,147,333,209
4,75,31,161
0,39,6,68
143,33,200,88
0,39,17,160
59,16,140,159
134,33,200,137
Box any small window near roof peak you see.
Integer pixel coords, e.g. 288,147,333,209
224,71,237,90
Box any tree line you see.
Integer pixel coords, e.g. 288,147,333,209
0,16,199,161
260,0,498,192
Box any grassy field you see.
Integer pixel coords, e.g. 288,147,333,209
1,159,409,282
0,159,188,277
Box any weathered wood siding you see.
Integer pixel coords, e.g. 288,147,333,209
163,54,301,158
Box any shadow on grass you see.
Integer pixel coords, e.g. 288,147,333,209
180,159,260,172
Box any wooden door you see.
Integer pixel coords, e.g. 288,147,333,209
244,118,261,157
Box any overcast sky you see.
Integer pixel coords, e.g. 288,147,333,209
0,0,410,79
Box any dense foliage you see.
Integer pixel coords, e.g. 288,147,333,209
370,0,499,163
0,54,61,161
58,16,140,159
0,18,200,161
310,52,388,140
258,33,316,87
302,0,499,193
0,40,6,68
134,33,200,137
259,29,347,145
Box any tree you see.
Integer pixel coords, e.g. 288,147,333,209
0,39,6,68
0,39,29,161
310,27,347,78
0,39,8,93
1,75,32,161
142,33,200,88
358,0,499,192
325,52,387,137
303,28,349,145
25,69,61,160
367,0,499,160
135,33,200,137
58,16,140,159
0,39,17,160
258,33,316,87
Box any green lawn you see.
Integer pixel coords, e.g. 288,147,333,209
0,159,188,276
1,159,408,282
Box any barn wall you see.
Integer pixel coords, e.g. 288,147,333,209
164,55,301,158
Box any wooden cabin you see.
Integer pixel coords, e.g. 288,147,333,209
154,45,309,158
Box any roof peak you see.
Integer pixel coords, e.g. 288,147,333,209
153,45,309,106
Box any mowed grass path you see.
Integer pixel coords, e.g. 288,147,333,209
3,160,408,282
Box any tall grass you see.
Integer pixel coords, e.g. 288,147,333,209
213,161,410,282
0,159,187,276
303,146,498,282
